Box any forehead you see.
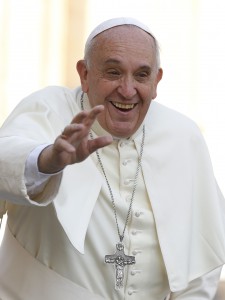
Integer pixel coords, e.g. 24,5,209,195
91,25,156,62
98,25,153,40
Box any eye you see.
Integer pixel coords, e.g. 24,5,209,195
105,69,121,79
108,69,119,75
135,71,150,82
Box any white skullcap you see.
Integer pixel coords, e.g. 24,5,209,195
84,17,156,54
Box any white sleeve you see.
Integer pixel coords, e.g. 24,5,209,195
169,267,222,300
24,144,62,197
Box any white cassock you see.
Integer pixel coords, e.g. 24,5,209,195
0,86,225,299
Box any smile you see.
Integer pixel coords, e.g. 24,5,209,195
112,102,136,110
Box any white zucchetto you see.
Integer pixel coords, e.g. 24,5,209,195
84,17,155,54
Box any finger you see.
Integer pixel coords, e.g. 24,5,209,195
61,123,84,138
86,105,104,120
55,136,76,153
72,105,104,126
71,111,89,124
88,135,113,153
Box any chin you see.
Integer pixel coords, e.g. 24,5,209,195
110,128,135,139
104,120,137,138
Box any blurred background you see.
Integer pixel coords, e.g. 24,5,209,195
0,0,225,296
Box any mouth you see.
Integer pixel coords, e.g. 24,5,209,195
111,101,137,112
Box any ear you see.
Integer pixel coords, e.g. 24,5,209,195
152,68,163,100
76,60,89,92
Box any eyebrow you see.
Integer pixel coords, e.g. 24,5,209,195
104,59,121,65
104,59,152,71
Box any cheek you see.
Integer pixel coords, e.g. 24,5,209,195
142,83,156,100
93,81,118,101
87,84,106,107
151,86,157,99
140,101,151,118
84,71,100,92
139,90,152,115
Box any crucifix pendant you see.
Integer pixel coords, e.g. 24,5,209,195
105,242,135,290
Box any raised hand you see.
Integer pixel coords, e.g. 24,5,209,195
38,105,113,174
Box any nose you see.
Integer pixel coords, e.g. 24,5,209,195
117,76,137,99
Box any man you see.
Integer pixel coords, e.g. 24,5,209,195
0,17,225,299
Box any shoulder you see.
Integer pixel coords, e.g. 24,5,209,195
21,86,77,106
147,101,201,136
1,86,83,130
10,86,82,118
144,101,205,150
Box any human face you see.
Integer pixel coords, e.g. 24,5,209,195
77,26,163,138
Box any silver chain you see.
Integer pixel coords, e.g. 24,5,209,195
80,92,145,243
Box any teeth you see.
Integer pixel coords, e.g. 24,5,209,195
113,102,135,109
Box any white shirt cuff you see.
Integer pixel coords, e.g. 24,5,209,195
25,144,62,196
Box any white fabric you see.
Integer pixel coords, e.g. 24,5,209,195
22,119,171,299
0,225,105,300
169,267,221,299
24,143,54,196
0,86,225,297
0,226,220,300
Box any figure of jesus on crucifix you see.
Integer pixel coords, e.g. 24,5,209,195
105,242,135,290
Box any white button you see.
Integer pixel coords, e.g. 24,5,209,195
131,269,141,276
126,195,131,202
128,289,138,295
122,160,128,166
131,230,142,235
122,159,132,166
132,249,142,255
135,211,143,217
128,290,133,295
124,178,130,185
120,141,128,147
124,178,135,185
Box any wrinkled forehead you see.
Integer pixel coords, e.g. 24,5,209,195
84,17,156,54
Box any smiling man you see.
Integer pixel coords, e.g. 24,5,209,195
77,24,162,138
0,18,225,300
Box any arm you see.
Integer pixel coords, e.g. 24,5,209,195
24,107,113,199
0,88,112,205
24,144,58,197
25,106,112,201
169,267,221,300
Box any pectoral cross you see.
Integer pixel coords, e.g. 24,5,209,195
105,242,135,290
